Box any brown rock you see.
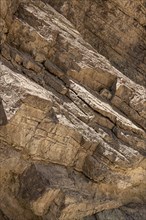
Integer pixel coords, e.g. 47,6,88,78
0,98,7,126
0,0,146,219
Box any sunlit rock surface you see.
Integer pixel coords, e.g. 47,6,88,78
0,0,146,219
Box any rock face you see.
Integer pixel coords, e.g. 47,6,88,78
86,203,146,220
47,0,146,87
0,0,146,219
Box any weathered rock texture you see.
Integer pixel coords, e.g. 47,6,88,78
47,0,146,87
0,0,146,219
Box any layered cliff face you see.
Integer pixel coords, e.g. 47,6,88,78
46,0,146,87
0,0,146,220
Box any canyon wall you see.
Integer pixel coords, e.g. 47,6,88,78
47,0,146,87
0,0,146,219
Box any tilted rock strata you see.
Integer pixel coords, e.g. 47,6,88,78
47,0,146,87
0,0,146,219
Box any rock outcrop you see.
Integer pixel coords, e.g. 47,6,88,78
0,0,146,219
47,0,146,87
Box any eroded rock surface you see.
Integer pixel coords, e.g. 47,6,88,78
0,0,146,219
85,203,146,220
47,0,146,87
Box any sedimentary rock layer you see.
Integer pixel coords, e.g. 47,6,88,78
0,0,146,219
47,0,146,87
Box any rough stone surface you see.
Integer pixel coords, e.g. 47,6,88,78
85,203,146,220
47,0,146,87
0,0,146,219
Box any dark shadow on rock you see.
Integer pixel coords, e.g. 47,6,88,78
0,98,7,126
